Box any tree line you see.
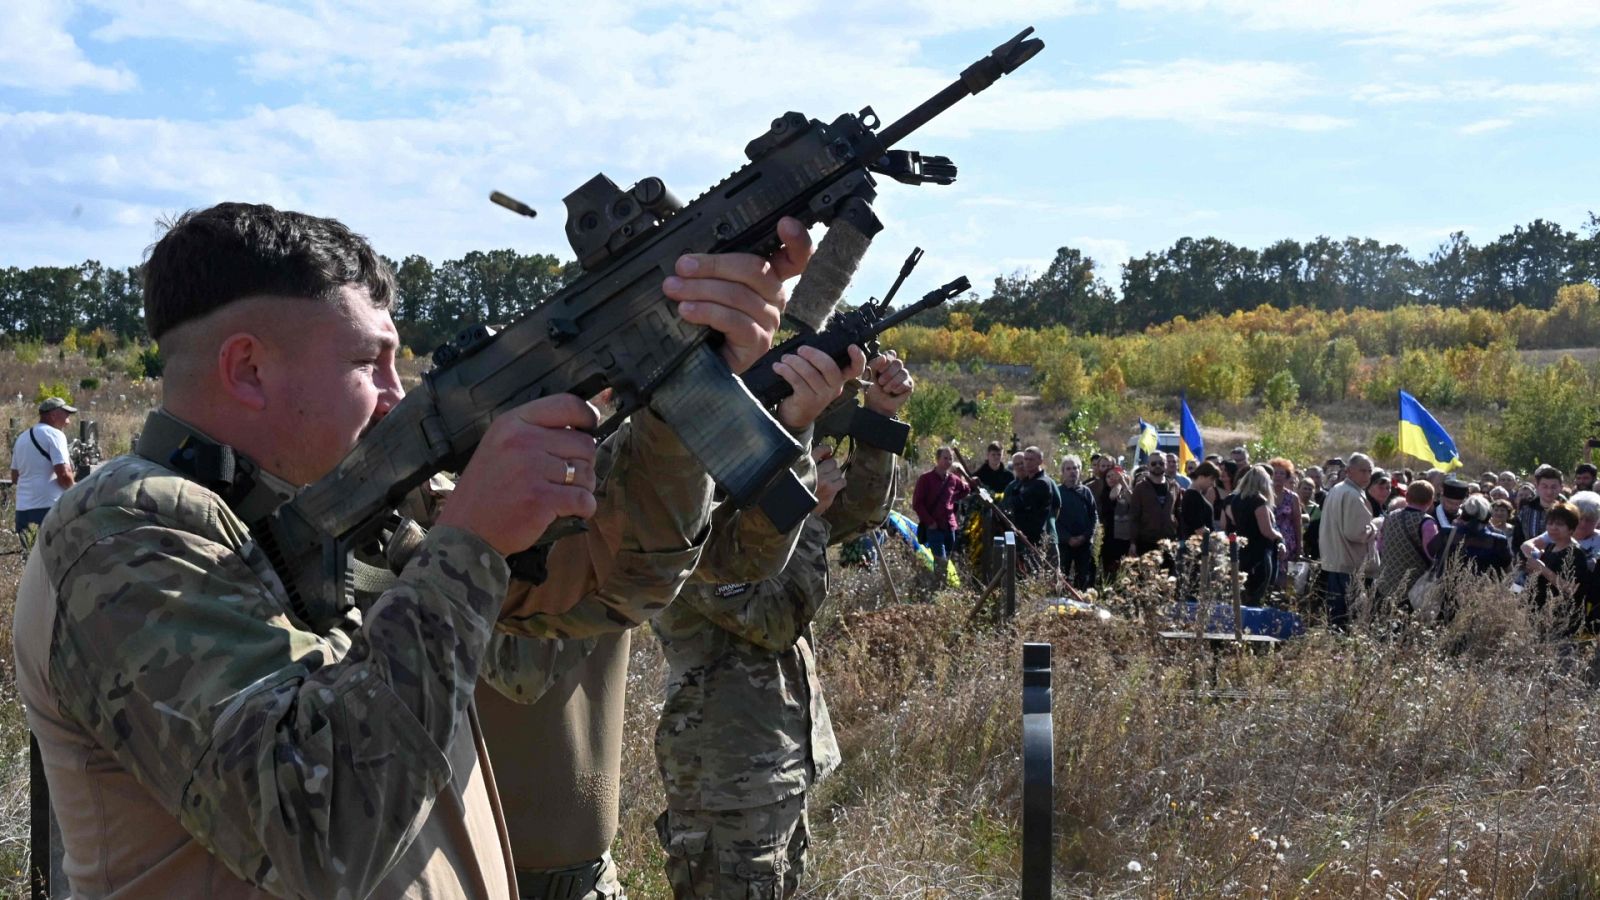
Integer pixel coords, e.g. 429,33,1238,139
2,215,1596,347
955,215,1600,333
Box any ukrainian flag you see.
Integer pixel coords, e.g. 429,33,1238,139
1178,393,1204,472
1398,390,1462,471
1137,418,1159,455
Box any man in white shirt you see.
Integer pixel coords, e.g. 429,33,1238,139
9,396,76,544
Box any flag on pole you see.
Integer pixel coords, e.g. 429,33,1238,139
1178,393,1204,471
1397,390,1462,471
1137,417,1159,456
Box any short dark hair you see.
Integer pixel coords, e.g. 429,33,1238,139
143,202,395,340
1534,464,1564,484
1192,460,1219,480
987,441,1004,453
1577,463,1598,477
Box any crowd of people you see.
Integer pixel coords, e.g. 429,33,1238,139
914,440,1600,633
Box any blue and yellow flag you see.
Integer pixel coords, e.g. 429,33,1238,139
1136,418,1159,456
1398,390,1462,471
1178,393,1204,471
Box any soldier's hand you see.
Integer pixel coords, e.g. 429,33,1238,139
435,395,600,557
775,344,866,430
862,350,913,416
664,216,813,374
812,444,846,516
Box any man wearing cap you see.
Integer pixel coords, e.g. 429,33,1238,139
9,397,76,546
1436,478,1470,528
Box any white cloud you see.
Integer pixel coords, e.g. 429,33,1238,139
936,59,1351,134
1119,0,1600,57
1459,117,1512,134
0,0,135,92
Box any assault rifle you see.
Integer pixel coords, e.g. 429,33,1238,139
257,28,1044,623
745,258,970,455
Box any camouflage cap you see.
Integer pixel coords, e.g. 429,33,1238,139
38,397,77,414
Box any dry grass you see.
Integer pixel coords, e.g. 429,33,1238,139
1,488,32,896
4,347,1600,899
609,545,1600,899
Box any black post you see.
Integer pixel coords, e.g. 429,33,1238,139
1021,642,1054,899
29,735,49,900
1003,531,1017,619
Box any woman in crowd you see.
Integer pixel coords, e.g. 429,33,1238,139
1269,458,1304,586
1489,497,1514,534
1180,460,1219,540
1100,465,1133,581
1299,476,1322,560
1524,501,1594,636
1218,460,1239,495
1224,464,1283,604
1365,469,1393,517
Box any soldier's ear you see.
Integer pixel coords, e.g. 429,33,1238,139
216,332,269,412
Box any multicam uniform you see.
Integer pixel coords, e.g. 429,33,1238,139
477,430,818,900
652,443,897,899
13,408,713,899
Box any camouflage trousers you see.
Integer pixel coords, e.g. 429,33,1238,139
654,794,809,899
516,851,625,900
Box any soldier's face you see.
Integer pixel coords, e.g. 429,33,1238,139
268,288,403,484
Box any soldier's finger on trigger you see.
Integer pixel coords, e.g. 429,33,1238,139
510,393,601,432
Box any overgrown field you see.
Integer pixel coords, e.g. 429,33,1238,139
889,284,1600,473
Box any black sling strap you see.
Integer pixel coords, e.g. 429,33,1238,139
27,426,53,464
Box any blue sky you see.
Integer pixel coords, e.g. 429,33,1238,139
3,0,1597,301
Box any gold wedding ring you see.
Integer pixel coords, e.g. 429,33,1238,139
562,461,577,486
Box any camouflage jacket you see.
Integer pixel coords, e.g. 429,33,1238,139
13,407,716,899
652,444,897,811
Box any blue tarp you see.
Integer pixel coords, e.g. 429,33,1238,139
1167,601,1305,639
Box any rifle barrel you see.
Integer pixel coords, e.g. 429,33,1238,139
874,276,970,331
877,27,1044,149
880,247,924,310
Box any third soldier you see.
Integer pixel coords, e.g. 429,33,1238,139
651,354,912,898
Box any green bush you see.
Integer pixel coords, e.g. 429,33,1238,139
1371,432,1399,466
1262,371,1299,409
903,382,961,463
1491,359,1598,472
1249,403,1323,463
34,381,74,406
14,339,43,364
1036,348,1089,404
971,388,1015,445
78,377,101,391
